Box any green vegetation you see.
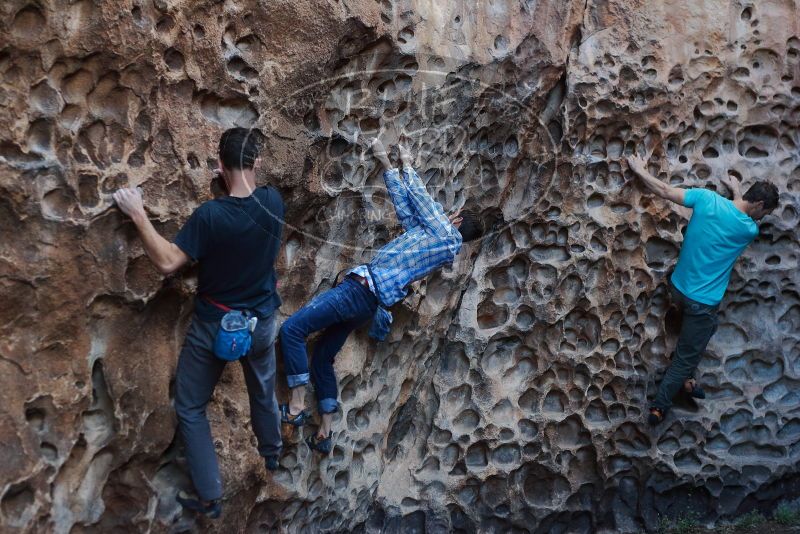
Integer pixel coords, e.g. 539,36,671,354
657,512,701,534
733,511,766,529
651,504,800,533
774,502,800,526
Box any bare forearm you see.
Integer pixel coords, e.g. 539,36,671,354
132,214,183,274
113,186,188,274
634,169,667,196
370,138,397,172
627,155,685,205
376,154,393,171
636,170,685,205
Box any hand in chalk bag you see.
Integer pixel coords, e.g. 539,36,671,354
112,186,145,221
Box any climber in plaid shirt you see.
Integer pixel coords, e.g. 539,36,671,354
350,148,465,306
278,138,486,454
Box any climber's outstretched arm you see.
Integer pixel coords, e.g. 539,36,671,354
398,144,457,239
370,139,419,231
113,187,189,275
627,154,686,206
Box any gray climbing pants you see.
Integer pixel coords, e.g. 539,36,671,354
652,282,719,411
174,313,282,501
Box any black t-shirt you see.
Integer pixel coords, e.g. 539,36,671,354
174,186,284,322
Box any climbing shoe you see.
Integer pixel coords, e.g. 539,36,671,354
648,407,666,426
280,404,310,427
265,455,279,471
176,491,221,519
306,432,333,455
685,379,706,400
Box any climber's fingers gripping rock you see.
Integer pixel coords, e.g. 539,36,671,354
625,153,650,177
370,138,392,171
370,138,387,157
113,187,146,222
398,142,413,167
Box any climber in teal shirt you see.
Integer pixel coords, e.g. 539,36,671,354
627,154,779,426
670,188,759,305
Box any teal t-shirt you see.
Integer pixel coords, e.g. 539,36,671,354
671,189,758,305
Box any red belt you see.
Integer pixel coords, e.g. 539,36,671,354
347,273,370,290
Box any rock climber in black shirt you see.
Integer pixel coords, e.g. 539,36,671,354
113,128,284,519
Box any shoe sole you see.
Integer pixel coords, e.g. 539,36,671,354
280,405,309,427
306,438,332,454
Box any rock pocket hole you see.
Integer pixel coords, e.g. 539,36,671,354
477,300,508,329
1,483,34,523
164,48,184,71
645,237,678,270
156,15,174,33
24,406,45,432
12,6,46,40
78,174,100,207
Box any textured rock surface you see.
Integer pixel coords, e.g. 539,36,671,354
1,0,799,532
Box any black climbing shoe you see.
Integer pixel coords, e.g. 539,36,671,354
648,407,666,426
306,432,333,455
176,491,221,519
685,379,706,400
280,404,310,427
265,455,279,471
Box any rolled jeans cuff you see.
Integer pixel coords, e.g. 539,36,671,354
318,398,339,414
287,373,310,388
368,306,392,341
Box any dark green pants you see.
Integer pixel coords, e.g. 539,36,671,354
653,283,719,411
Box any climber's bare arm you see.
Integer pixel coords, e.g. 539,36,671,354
626,154,686,206
370,138,393,171
721,172,743,200
370,138,422,230
398,143,414,170
113,188,189,275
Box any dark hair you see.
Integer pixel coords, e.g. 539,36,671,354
743,181,779,211
458,210,485,242
218,127,263,170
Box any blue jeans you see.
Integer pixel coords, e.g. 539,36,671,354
174,313,282,501
652,282,719,411
280,277,377,413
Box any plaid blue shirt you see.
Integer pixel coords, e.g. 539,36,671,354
350,166,462,307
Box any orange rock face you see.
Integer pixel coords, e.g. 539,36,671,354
1,0,798,532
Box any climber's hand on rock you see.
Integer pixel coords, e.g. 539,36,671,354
370,138,392,170
398,143,413,167
626,154,650,177
370,138,387,156
723,172,743,200
113,187,146,223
